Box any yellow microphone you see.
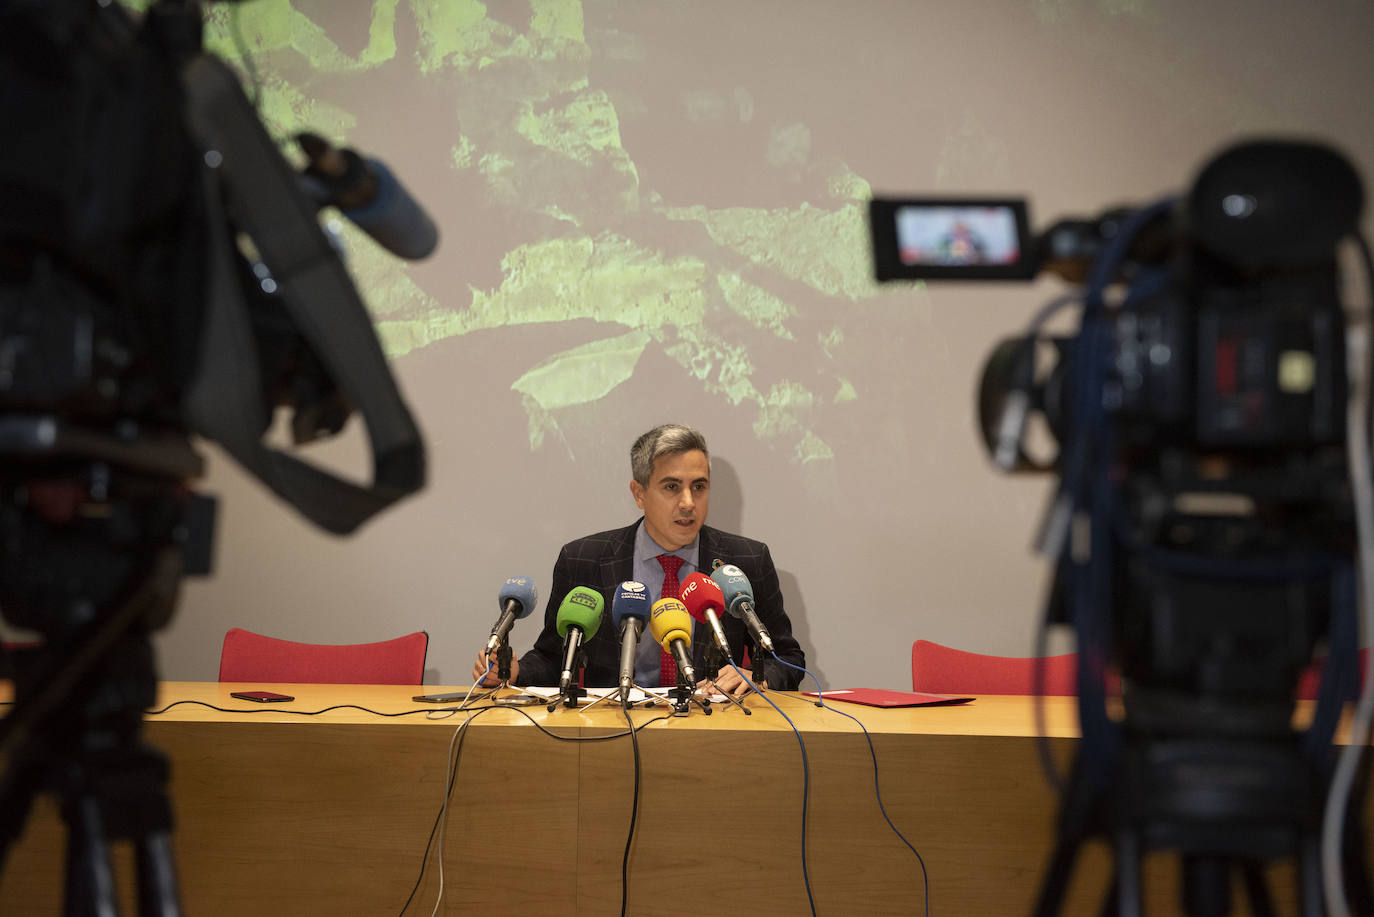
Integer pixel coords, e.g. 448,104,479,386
649,597,696,685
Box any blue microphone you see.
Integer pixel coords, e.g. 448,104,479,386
710,564,774,653
612,581,651,696
296,133,439,260
486,576,537,653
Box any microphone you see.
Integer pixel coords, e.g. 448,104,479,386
679,572,731,656
486,576,537,654
611,581,651,697
295,132,439,260
555,586,603,692
648,598,696,686
710,564,775,653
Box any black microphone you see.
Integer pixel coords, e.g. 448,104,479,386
611,581,651,698
556,586,604,692
486,576,537,654
710,564,775,653
296,132,439,260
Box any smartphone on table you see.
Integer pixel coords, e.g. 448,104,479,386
229,690,295,703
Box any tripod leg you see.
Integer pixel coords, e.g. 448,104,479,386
1113,824,1143,917
1180,855,1232,917
1299,830,1324,917
135,831,182,917
1095,874,1118,917
1338,763,1374,916
1033,756,1101,917
0,755,42,876
62,792,118,917
1240,859,1277,917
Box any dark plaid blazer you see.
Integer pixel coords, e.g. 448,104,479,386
514,521,806,690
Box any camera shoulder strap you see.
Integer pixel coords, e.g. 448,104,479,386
179,54,424,534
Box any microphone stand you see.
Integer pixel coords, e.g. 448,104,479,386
702,647,751,714
703,645,725,682
665,668,711,716
547,644,588,711
496,643,513,683
483,642,547,708
749,640,769,693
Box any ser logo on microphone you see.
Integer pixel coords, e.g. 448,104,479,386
652,598,688,619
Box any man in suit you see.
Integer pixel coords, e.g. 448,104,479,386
472,423,806,695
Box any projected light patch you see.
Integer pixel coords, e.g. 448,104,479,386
895,205,1021,267
200,0,887,463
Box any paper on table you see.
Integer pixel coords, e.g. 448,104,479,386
523,685,729,705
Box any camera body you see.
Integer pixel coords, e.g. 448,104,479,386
871,142,1358,462
870,140,1364,699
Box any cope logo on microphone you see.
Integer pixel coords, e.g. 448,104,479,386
569,591,599,609
717,564,744,577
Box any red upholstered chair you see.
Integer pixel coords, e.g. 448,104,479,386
218,627,428,685
911,639,1080,695
1296,647,1370,700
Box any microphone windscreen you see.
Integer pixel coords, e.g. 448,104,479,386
680,572,726,623
498,576,538,619
556,586,604,639
710,564,754,618
611,581,651,627
649,598,692,648
341,159,439,260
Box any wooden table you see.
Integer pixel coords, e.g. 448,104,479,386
0,682,1358,915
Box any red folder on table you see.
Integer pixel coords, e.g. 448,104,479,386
803,688,974,708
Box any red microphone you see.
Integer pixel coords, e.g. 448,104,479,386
680,571,732,656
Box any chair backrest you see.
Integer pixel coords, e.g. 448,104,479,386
911,639,1079,696
1296,646,1370,701
218,628,428,685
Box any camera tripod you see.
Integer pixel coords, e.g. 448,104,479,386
1033,692,1341,912
0,426,206,915
1030,685,1372,916
0,628,181,916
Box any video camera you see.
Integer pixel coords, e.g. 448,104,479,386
0,1,429,910
870,140,1372,915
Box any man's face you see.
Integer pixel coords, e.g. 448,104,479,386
630,449,710,550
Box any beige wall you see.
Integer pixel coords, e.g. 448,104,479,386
140,0,1374,690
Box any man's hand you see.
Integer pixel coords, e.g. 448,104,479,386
471,650,518,686
698,667,763,697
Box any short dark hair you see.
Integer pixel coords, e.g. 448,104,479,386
630,424,710,487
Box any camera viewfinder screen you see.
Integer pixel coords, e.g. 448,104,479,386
896,205,1021,267
869,197,1032,281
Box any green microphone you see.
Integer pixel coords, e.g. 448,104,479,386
556,586,604,691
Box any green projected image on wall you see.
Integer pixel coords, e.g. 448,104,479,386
198,0,903,465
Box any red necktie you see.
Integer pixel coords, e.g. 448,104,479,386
657,554,684,686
